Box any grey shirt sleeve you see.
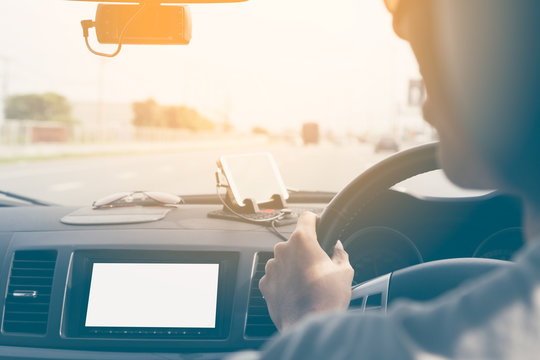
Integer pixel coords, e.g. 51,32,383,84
228,239,540,360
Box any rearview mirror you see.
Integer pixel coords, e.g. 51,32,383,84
95,4,192,45
75,0,246,3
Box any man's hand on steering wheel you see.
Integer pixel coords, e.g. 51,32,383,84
259,212,354,331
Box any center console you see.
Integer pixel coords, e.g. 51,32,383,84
63,250,239,341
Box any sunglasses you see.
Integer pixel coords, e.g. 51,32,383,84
92,191,183,209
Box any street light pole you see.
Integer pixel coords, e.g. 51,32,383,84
97,58,105,141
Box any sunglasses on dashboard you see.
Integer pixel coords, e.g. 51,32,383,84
92,191,183,209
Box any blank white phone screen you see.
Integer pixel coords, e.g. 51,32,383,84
221,153,288,204
85,263,220,328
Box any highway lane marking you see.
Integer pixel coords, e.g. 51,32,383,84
49,182,84,192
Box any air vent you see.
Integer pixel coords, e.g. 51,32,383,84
3,250,57,334
365,293,383,311
349,296,364,309
245,252,277,338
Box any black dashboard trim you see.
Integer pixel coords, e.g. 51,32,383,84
64,250,239,341
0,193,525,356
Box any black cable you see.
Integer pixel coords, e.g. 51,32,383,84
81,3,147,58
215,186,285,224
214,170,290,241
83,36,123,58
270,220,289,241
216,186,291,241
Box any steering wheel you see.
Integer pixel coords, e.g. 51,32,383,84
317,142,513,309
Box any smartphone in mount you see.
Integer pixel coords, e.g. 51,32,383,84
218,153,289,207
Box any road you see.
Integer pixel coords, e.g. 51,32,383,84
0,142,391,206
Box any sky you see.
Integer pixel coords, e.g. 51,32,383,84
0,0,419,133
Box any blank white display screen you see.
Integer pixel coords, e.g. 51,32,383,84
220,153,289,204
85,263,220,328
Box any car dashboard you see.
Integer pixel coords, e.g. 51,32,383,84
0,190,524,359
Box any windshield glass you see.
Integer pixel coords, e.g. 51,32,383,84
0,0,434,206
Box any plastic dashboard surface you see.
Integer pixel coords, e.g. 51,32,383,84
0,191,524,359
0,204,292,359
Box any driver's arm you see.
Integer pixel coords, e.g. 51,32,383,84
228,214,540,360
259,212,354,330
229,212,409,360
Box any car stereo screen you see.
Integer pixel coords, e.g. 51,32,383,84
85,263,219,328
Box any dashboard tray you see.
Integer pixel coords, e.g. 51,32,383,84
60,206,172,225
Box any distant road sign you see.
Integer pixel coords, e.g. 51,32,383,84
408,79,426,107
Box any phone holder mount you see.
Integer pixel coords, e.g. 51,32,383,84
210,166,298,230
215,168,287,214
222,191,288,214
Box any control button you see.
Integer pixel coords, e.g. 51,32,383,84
12,290,38,298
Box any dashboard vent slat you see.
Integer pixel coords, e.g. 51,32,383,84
3,250,57,335
245,252,277,339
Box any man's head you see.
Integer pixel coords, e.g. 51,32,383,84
386,0,540,202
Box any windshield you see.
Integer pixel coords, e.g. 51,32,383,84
0,0,434,206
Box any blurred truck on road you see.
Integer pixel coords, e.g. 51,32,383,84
301,122,320,145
